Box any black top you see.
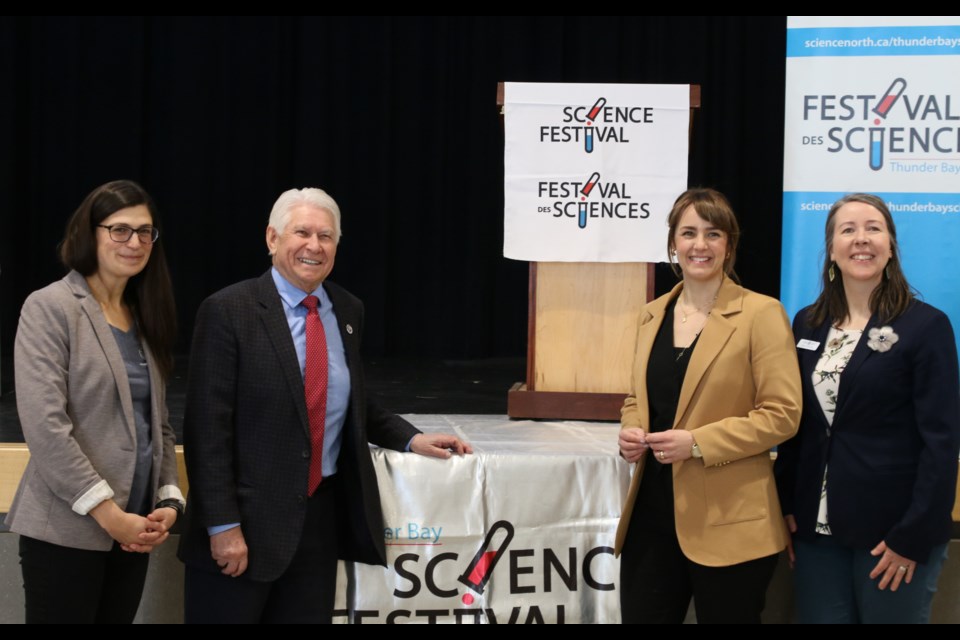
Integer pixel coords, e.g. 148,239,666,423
633,299,700,529
648,300,699,434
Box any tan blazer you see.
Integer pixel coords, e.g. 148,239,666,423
5,271,182,551
614,278,801,567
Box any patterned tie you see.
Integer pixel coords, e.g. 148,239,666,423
301,295,328,496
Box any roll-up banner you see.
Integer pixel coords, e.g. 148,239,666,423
782,16,960,353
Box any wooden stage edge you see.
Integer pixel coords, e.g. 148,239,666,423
2,440,960,524
0,444,189,514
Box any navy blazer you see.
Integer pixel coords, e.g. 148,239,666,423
776,300,960,563
177,271,420,582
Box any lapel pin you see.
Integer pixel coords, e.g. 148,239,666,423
346,324,354,335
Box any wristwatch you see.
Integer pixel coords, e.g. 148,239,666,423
155,498,184,516
691,441,703,459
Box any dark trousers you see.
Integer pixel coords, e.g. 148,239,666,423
620,459,778,624
793,535,948,624
18,535,150,624
619,519,779,623
184,477,340,624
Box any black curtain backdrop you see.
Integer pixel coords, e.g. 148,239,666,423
0,16,788,363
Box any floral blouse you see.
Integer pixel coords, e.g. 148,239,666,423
811,326,863,535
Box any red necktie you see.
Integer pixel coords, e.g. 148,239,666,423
301,295,328,496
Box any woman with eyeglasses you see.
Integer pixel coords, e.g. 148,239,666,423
5,180,183,623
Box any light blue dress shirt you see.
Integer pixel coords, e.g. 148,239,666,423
207,268,351,536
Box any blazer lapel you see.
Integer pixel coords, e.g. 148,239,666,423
674,279,739,428
833,313,880,422
256,271,310,437
68,273,137,444
798,319,834,431
632,293,671,433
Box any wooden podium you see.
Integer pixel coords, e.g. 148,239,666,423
501,83,701,421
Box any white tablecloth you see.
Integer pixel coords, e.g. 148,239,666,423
334,415,630,624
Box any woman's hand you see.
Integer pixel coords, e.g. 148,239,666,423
120,507,179,552
618,428,649,463
869,540,916,591
644,430,694,465
783,515,797,568
145,506,178,533
90,500,166,552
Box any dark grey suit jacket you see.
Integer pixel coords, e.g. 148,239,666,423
177,270,419,582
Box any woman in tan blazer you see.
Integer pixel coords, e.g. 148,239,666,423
615,188,801,624
5,180,183,623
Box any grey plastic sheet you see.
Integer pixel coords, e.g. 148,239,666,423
333,415,631,624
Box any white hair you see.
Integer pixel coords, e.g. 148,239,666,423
268,188,342,244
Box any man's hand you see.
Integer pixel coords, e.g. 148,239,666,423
410,433,473,459
211,526,249,577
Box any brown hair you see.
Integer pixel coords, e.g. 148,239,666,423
666,188,740,281
60,180,177,379
806,193,914,328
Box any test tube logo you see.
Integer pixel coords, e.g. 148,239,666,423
457,520,515,602
586,97,606,122
584,97,606,154
581,172,600,198
869,128,885,170
578,172,601,229
872,78,906,120
865,79,905,171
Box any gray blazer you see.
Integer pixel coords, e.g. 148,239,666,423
4,271,182,551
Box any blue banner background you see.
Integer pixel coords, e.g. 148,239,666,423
781,190,960,354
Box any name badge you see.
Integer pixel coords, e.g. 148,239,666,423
797,339,820,351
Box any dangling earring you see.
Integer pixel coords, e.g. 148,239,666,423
885,264,891,280
828,263,836,282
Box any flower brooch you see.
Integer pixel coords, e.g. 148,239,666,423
867,326,899,352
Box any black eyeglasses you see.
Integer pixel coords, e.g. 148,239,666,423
97,224,160,244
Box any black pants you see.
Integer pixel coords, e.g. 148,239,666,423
619,457,778,624
619,511,779,624
184,477,340,624
19,535,150,624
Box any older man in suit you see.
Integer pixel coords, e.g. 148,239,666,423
178,188,471,623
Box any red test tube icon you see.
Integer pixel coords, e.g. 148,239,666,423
587,97,607,122
873,78,906,119
457,520,515,597
581,172,601,197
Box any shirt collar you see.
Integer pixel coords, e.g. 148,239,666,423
271,267,330,311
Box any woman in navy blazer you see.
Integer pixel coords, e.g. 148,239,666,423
775,193,960,624
6,181,183,623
